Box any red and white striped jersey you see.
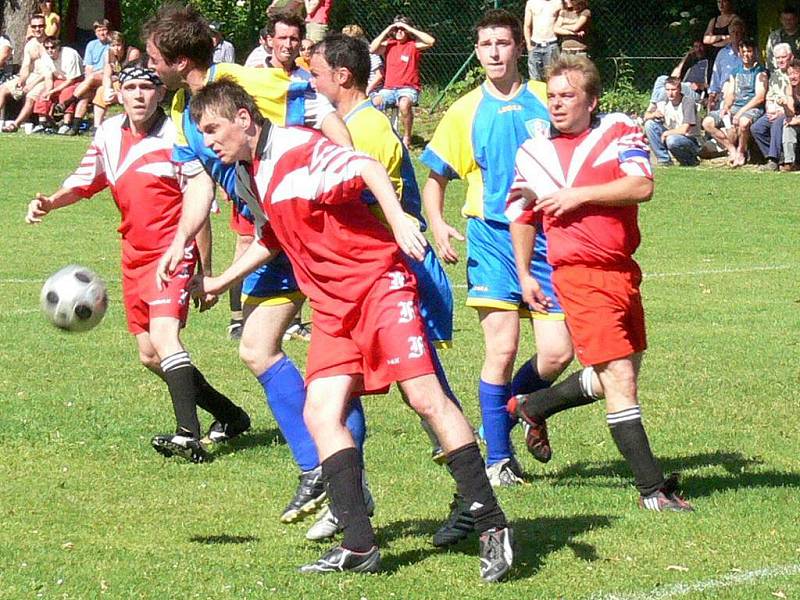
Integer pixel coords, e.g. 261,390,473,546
63,110,185,269
506,113,652,269
235,125,406,335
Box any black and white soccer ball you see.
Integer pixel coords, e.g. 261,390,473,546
40,265,109,332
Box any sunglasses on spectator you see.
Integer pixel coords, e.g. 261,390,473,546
31,24,45,28
44,44,59,49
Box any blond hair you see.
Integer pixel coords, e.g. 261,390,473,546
546,54,602,100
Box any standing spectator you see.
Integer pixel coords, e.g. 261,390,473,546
370,15,435,147
555,0,590,56
671,38,711,94
643,76,701,166
210,23,235,64
766,7,800,72
304,0,332,42
31,37,83,134
752,43,794,171
296,37,314,70
703,0,740,66
65,0,120,56
40,0,61,38
91,31,141,127
524,0,563,81
245,26,271,68
342,24,383,95
702,37,767,167
267,0,304,18
708,17,745,110
0,14,49,132
507,54,693,514
779,59,800,170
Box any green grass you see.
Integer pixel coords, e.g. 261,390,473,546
1,132,799,599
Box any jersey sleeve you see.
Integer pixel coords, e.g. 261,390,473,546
299,139,375,205
62,129,108,197
615,118,653,179
420,93,479,180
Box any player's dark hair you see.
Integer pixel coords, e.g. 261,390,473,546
266,10,306,38
190,76,266,128
547,54,602,100
142,4,214,68
740,37,757,51
664,75,682,88
473,9,524,47
313,33,370,90
782,6,798,17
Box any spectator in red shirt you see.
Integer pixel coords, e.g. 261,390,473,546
370,15,435,147
304,0,332,42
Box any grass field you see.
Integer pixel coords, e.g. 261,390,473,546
1,131,799,599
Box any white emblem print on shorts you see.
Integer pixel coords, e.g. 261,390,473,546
408,336,425,359
397,300,414,323
388,271,406,290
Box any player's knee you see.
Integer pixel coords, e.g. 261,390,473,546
138,349,160,372
538,347,574,379
372,94,383,108
702,116,714,130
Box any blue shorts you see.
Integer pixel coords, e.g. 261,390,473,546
407,245,454,345
241,253,302,305
465,218,562,317
376,87,419,106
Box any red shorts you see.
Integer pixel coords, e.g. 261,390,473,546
229,196,254,236
33,79,81,117
305,266,435,394
553,263,647,366
122,252,197,335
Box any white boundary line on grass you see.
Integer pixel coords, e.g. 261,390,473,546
591,563,800,600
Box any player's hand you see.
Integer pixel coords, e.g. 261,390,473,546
393,219,428,262
430,220,464,264
156,240,187,291
535,187,584,218
189,273,218,312
198,275,228,297
520,273,552,314
25,193,51,224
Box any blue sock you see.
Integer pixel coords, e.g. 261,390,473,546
345,396,367,455
257,357,319,472
430,345,462,410
478,379,514,466
511,356,552,396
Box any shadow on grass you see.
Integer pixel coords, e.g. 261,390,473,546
544,450,799,498
210,428,284,457
189,534,259,544
377,514,616,579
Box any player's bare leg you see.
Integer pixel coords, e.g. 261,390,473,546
398,95,414,147
239,299,302,375
400,373,513,582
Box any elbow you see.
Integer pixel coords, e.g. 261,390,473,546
639,180,654,203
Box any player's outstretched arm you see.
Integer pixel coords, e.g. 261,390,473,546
25,189,82,224
157,171,215,289
362,160,427,261
422,172,464,264
509,221,552,314
200,239,276,297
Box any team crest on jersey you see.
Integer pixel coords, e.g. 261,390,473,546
525,118,551,139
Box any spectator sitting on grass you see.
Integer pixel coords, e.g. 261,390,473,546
31,37,83,134
644,76,700,167
777,59,800,171
0,13,48,132
702,37,766,167
90,31,141,127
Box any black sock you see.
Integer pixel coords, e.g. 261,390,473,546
607,406,664,496
446,442,506,533
192,367,240,423
522,368,599,421
161,351,201,438
229,280,243,319
322,447,376,552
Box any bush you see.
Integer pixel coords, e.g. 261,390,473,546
599,56,650,116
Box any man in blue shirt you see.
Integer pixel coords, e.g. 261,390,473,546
708,18,745,110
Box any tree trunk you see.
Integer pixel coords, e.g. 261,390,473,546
2,0,43,64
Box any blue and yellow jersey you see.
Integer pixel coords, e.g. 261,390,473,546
170,63,317,200
421,80,550,225
343,99,426,231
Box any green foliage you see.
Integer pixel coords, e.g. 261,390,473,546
599,56,650,116
435,63,483,110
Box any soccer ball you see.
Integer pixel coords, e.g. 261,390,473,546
40,265,109,332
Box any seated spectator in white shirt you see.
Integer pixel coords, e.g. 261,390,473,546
644,76,700,166
244,26,271,68
31,37,83,133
